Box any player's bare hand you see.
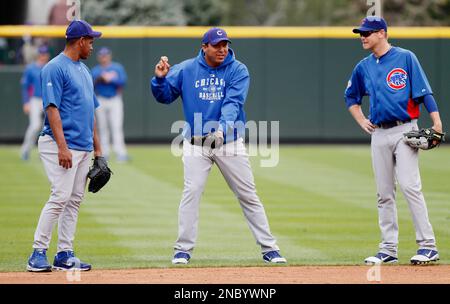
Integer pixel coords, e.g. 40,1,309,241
431,124,443,146
432,124,443,134
101,71,118,83
23,103,30,115
359,119,376,134
101,72,112,83
155,56,170,78
58,147,73,169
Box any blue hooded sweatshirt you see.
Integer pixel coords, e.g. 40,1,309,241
150,48,249,143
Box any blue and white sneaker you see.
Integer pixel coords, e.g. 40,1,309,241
52,251,91,271
411,249,439,265
27,249,52,272
364,252,398,265
263,251,287,264
172,252,190,265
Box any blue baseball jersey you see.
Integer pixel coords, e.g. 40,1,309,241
21,62,45,103
41,53,100,152
91,62,127,98
344,46,432,125
150,48,249,143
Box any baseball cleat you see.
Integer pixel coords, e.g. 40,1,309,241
263,251,287,264
364,252,398,265
27,249,52,272
52,250,91,271
410,249,439,265
172,252,190,265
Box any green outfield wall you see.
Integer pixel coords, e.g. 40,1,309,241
1,27,449,142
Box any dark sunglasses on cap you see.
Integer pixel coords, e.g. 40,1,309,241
360,30,380,38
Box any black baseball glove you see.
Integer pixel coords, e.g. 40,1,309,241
190,132,224,149
87,156,112,193
403,128,446,150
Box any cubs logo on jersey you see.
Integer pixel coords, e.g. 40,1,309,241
386,68,408,90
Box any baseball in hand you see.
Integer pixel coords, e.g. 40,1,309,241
155,56,170,78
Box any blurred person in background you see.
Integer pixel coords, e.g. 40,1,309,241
92,47,129,162
20,45,50,161
21,35,38,65
48,0,70,53
48,0,70,26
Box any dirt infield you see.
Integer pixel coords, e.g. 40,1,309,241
1,265,449,284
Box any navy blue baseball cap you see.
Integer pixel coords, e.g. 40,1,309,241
353,16,388,33
65,20,102,40
202,27,231,45
38,45,49,54
97,46,111,56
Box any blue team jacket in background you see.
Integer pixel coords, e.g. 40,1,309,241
344,46,432,125
21,62,44,103
41,53,99,151
91,62,127,98
150,48,249,143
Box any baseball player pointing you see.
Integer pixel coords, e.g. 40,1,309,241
345,16,443,265
151,28,286,265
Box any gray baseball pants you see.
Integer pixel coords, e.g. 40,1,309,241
20,97,43,157
96,95,128,159
33,135,91,252
371,120,437,257
174,138,280,255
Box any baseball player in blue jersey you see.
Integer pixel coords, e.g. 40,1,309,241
151,28,286,265
92,47,129,162
26,20,103,272
19,45,50,161
345,16,443,265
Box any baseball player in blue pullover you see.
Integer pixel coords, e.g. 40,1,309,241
345,17,443,265
92,47,129,162
20,45,50,161
151,28,286,265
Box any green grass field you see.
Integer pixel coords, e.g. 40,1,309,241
0,145,449,272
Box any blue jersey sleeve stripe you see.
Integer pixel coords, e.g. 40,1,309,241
422,94,439,113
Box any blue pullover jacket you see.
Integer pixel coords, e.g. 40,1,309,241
151,48,249,143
